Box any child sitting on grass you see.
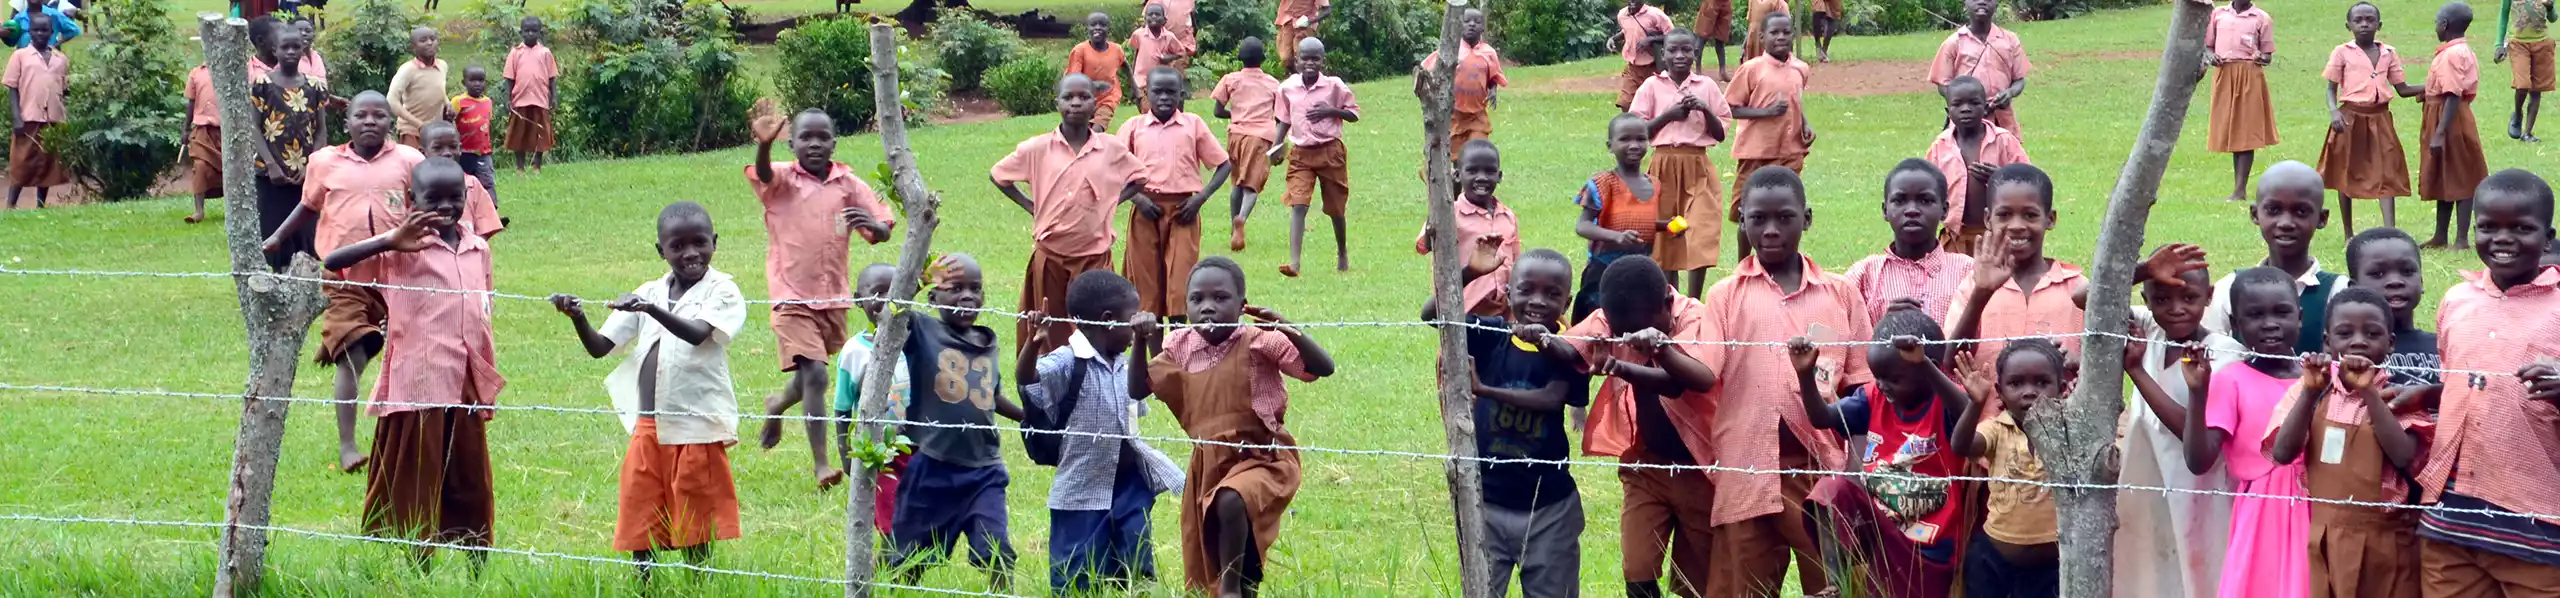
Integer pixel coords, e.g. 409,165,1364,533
887,253,1025,590
1021,270,1183,593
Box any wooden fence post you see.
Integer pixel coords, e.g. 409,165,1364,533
203,13,329,598
844,20,942,598
1416,0,1493,595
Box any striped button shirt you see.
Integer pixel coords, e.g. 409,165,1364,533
2417,267,2560,525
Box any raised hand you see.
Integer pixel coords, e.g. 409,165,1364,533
1953,351,1995,405
2179,342,2215,393
841,206,879,234
1466,233,1506,275
2138,243,2209,286
2302,352,2334,393
1970,230,2015,293
751,97,787,143
1024,310,1053,348
387,210,449,252
2339,354,2382,393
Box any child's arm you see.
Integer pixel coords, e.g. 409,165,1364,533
1128,312,1159,400
1473,377,1571,412
1245,305,1335,378
1186,160,1234,223
2268,354,2333,465
322,210,444,272
1267,122,1292,165
2122,336,2190,438
548,294,618,358
1792,337,1841,430
991,179,1036,214
261,204,318,254
1946,233,2012,349
2347,355,2420,470
2326,81,2346,131
1949,351,1992,458
991,384,1026,423
2183,364,2229,475
628,296,715,346
1213,99,1232,119
2429,92,2462,152
1014,312,1053,401
1618,328,1716,393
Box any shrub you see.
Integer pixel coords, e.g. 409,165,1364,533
55,0,185,201
1192,0,1273,55
1185,51,1239,93
776,15,946,134
984,52,1062,116
929,11,1022,91
460,0,529,108
1306,0,1439,82
558,0,759,156
318,0,423,95
1838,0,1966,35
1491,0,1615,66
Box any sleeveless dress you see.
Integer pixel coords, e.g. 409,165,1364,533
1152,326,1310,592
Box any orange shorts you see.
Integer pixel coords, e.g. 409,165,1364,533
770,304,847,371
612,418,743,551
1283,139,1349,217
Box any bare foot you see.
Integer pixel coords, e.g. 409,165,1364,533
338,449,369,474
1230,221,1248,251
1336,257,1350,272
759,393,793,450
815,466,846,491
184,214,205,224
1277,264,1299,278
2419,237,2450,249
2221,193,2244,202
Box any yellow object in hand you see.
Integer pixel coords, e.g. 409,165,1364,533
1667,216,1690,236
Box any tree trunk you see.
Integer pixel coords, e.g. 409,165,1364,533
2025,1,2210,596
844,22,943,598
204,13,329,598
1416,2,1492,596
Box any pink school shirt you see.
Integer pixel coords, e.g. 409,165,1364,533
2206,5,2276,63
303,52,328,82
2418,268,2560,523
1420,41,1507,115
503,44,558,109
990,130,1148,257
1276,73,1357,147
1929,25,2032,97
2426,38,2481,100
743,161,894,304
185,65,220,126
1694,254,1874,526
1211,70,1281,143
301,143,429,282
1161,328,1314,434
1153,0,1197,48
1924,123,2031,229
3,46,68,124
1118,111,1230,195
1843,249,1977,325
1627,71,1733,148
1130,26,1191,81
1724,54,1814,161
1947,260,2087,362
1563,289,1722,462
2323,42,2407,105
368,231,506,418
463,177,504,239
1617,5,1673,66
1413,197,1519,316
2206,362,2310,598
1275,0,1330,25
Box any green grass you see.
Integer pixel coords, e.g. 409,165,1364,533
3,0,2554,594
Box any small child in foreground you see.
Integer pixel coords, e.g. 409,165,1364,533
1569,114,1664,324
503,16,558,174
1724,12,1816,263
887,254,1025,589
2265,288,2431,598
1554,255,1717,598
1271,37,1360,278
418,121,505,239
746,104,897,491
1442,248,1585,598
4,12,68,209
548,201,747,583
1802,306,1974,598
834,263,911,530
1415,139,1518,317
1119,66,1233,321
2342,228,2440,390
2318,1,2426,236
1949,339,2065,598
2115,243,2240,598
2202,161,2341,354
2184,266,2311,598
1845,159,1975,325
2419,2,2490,250
1065,12,1128,126
1211,37,1281,251
1021,270,1183,593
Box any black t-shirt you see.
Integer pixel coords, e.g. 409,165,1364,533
1467,316,1591,510
902,312,1006,468
2387,326,2442,389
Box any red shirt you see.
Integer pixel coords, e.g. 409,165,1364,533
451,94,494,154
1848,387,1966,552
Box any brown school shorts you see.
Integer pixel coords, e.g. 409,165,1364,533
2517,40,2557,93
771,304,847,371
1284,139,1349,217
1227,134,1275,192
318,279,389,365
187,125,223,198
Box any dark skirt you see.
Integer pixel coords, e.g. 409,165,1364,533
255,177,311,272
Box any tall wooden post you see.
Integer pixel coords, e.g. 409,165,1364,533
2032,0,2211,595
204,13,328,598
1416,0,1493,595
844,21,943,598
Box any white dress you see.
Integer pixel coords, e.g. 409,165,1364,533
2112,306,2244,598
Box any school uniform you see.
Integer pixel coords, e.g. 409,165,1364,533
990,129,1146,360
450,93,499,196
1465,315,1590,598
2113,307,2242,598
358,230,504,548
1843,247,1976,325
744,160,894,372
598,269,748,552
2415,266,2560,596
1028,332,1184,592
461,176,504,239
1695,0,1735,45
1724,53,1813,224
1419,40,1506,153
1151,326,1316,594
1930,25,2033,134
889,312,1017,570
1274,0,1329,67
2512,0,2557,93
1809,386,1968,598
385,57,449,147
1067,41,1130,121
1740,0,1791,60
304,143,428,363
1119,111,1229,318
2421,39,2489,203
2200,261,2349,355
183,65,223,199
502,43,558,153
834,330,913,530
1614,5,1674,109
1130,26,1191,114
3,45,67,190
2206,5,2281,154
1414,196,1519,317
1275,73,1356,218
1945,260,2087,386
247,52,332,90
1569,171,1661,324
1211,69,1280,194
1922,126,2029,256
1966,411,2059,598
1626,70,1733,272
1563,289,1722,596
2319,42,2414,200
1157,0,1198,51
2263,379,2432,598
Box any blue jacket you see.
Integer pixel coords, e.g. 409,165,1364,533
9,4,81,48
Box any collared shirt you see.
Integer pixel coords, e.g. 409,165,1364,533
2425,38,2481,100
1066,41,1128,99
503,44,557,109
1725,54,1814,161
1024,332,1185,511
1159,327,1315,434
1274,0,1329,24
1616,5,1673,66
2323,42,2408,105
1564,287,1721,462
368,231,505,418
1923,123,2031,231
1948,259,2088,361
1930,25,2033,96
2201,260,2348,342
2418,267,2560,524
2,46,67,123
2206,5,2276,62
598,269,749,445
1276,73,1358,146
1416,196,1520,316
1978,410,2057,544
2262,378,2435,501
1627,71,1733,148
301,143,428,282
1693,254,1873,526
1421,41,1507,114
743,161,894,303
1844,248,1977,325
1155,0,1197,48
184,65,220,127
450,94,494,153
1212,69,1281,143
1130,26,1191,82
990,130,1148,257
463,177,504,239
1118,111,1230,195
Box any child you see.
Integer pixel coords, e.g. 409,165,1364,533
320,158,503,569
1552,256,1717,597
1271,37,1359,278
2421,2,2490,250
503,17,557,175
2413,169,2560,593
2500,0,2554,142
1273,0,1330,67
1419,248,1586,597
1129,4,1192,115
2266,288,2431,598
450,67,498,200
2318,2,2426,236
1417,8,1506,154
1925,76,2032,256
1846,159,1976,325
745,106,896,491
2182,266,2311,598
262,92,424,474
1066,13,1128,127
1930,0,2032,133
2205,0,2280,204
833,263,911,531
2343,228,2441,388
245,19,325,270
8,0,77,49
1021,270,1184,593
418,121,505,239
1626,30,1731,297
1948,163,2086,364
1801,308,1976,598
1131,256,1336,597
2203,162,2343,354
292,18,328,82
182,61,220,224
1569,114,1662,324
385,26,448,148
992,73,1147,359
1614,0,1673,110
1120,67,1233,323
547,201,746,583
1212,37,1280,251
4,12,67,209
1740,0,1789,61
1949,338,2066,598
1695,0,1734,80
1725,12,1815,261
1417,139,1519,318
1809,0,1842,63
1156,0,1198,55
886,253,1025,588
2115,243,2242,598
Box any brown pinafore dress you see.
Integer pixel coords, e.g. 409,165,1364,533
1151,326,1302,592
2304,407,2424,598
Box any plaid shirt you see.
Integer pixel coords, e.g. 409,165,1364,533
2418,268,2560,525
1024,332,1184,511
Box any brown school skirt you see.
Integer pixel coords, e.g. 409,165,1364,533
362,407,496,546
1618,63,1659,110
9,124,65,188
1697,0,1735,43
504,106,555,153
2208,61,2281,153
2421,95,2488,201
1227,134,1275,192
1179,429,1302,592
188,125,224,198
1451,109,1492,152
1284,139,1350,217
2309,507,2422,598
2318,101,2412,199
612,418,742,552
2517,39,2557,92
1649,146,1724,272
1812,0,1845,17
318,280,389,365
1020,247,1112,361
769,304,847,371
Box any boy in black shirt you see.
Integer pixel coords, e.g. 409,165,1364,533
888,253,1025,589
1433,247,1588,597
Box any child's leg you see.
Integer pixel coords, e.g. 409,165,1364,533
1286,206,1308,276
1323,163,1349,270
534,151,546,173
335,347,374,473
1685,269,1706,299
833,417,851,472
2529,92,2546,141
1281,154,1315,277
791,360,841,488
2455,199,2474,246
2433,201,2456,245
1512,494,1585,598
2519,89,2534,139
2340,194,2359,237
2381,197,2398,230
2228,150,2254,203
513,150,525,173
1328,211,1347,271
1210,488,1256,598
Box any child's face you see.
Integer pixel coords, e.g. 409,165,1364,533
931,263,986,328
656,219,717,285
1087,16,1110,43
1147,73,1184,120
1866,343,1938,408
275,30,309,66
294,21,316,43
1507,259,1570,329
1663,37,1699,75
2325,302,2393,364
410,28,440,62
1458,148,1502,205
790,116,837,173
1944,84,1987,128
346,99,395,147
521,21,545,45
1296,47,1327,79
1608,120,1651,167
1057,78,1099,128
424,129,461,158
1967,0,1996,20
1883,170,1948,247
1763,15,1795,60
1997,350,2062,417
1461,11,1485,42
27,19,50,48
2472,188,2555,285
2141,267,2214,340
1082,296,1141,357
854,268,895,324
1738,186,1810,261
2349,5,2382,39
2230,281,2303,357
412,177,468,228
1186,267,1244,326
1146,6,1167,29
1985,183,2053,265
464,71,489,96
2251,187,2327,261
2349,237,2423,323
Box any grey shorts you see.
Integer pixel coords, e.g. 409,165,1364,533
1484,492,1585,598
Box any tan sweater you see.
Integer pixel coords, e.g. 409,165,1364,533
385,58,449,138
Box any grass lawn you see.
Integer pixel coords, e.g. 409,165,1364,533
2,0,2553,594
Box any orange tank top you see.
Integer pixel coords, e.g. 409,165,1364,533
1581,170,1658,245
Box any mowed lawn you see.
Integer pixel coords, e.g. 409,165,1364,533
2,0,2554,594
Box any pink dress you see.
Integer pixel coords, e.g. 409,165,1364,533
2206,363,2309,598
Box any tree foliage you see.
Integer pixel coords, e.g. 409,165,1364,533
57,0,187,200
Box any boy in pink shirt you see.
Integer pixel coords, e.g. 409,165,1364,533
1212,38,1281,251
1925,75,2032,256
1414,140,1519,317
1272,37,1360,278
1552,255,1720,597
182,62,221,223
745,105,896,491
1725,13,1816,262
1129,4,1192,114
503,17,558,174
1614,0,1674,109
1845,159,1976,325
419,121,507,240
2420,3,2490,251
1930,0,2033,134
991,73,1148,360
1274,0,1331,67
1948,163,2087,387
1119,67,1233,320
3,12,67,209
1153,0,1197,50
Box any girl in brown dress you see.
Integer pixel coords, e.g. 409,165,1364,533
1131,256,1335,597
2266,289,2431,598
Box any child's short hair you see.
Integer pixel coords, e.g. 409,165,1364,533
1885,158,1949,203
1461,138,1499,161
1665,28,1699,47
1997,337,2067,377
1608,112,1650,136
1519,247,1572,273
1147,65,1185,87
2348,1,2380,17
1239,37,1267,66
1874,304,1949,363
248,15,280,48
1598,256,1670,318
2232,265,2301,301
412,156,469,191
1940,75,1986,101
422,119,457,139
2479,168,2557,225
2327,286,2394,320
1744,165,1807,207
659,200,715,234
1988,163,2055,210
2344,227,2419,269
521,15,544,27
2437,1,2473,29
1193,255,1249,296
1065,270,1140,320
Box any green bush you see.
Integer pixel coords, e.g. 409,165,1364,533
1192,0,1273,55
1492,0,1616,66
1307,0,1439,82
984,52,1062,116
928,11,1023,92
460,0,528,108
558,0,758,156
1185,51,1239,93
55,0,185,201
319,0,423,95
776,15,945,134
